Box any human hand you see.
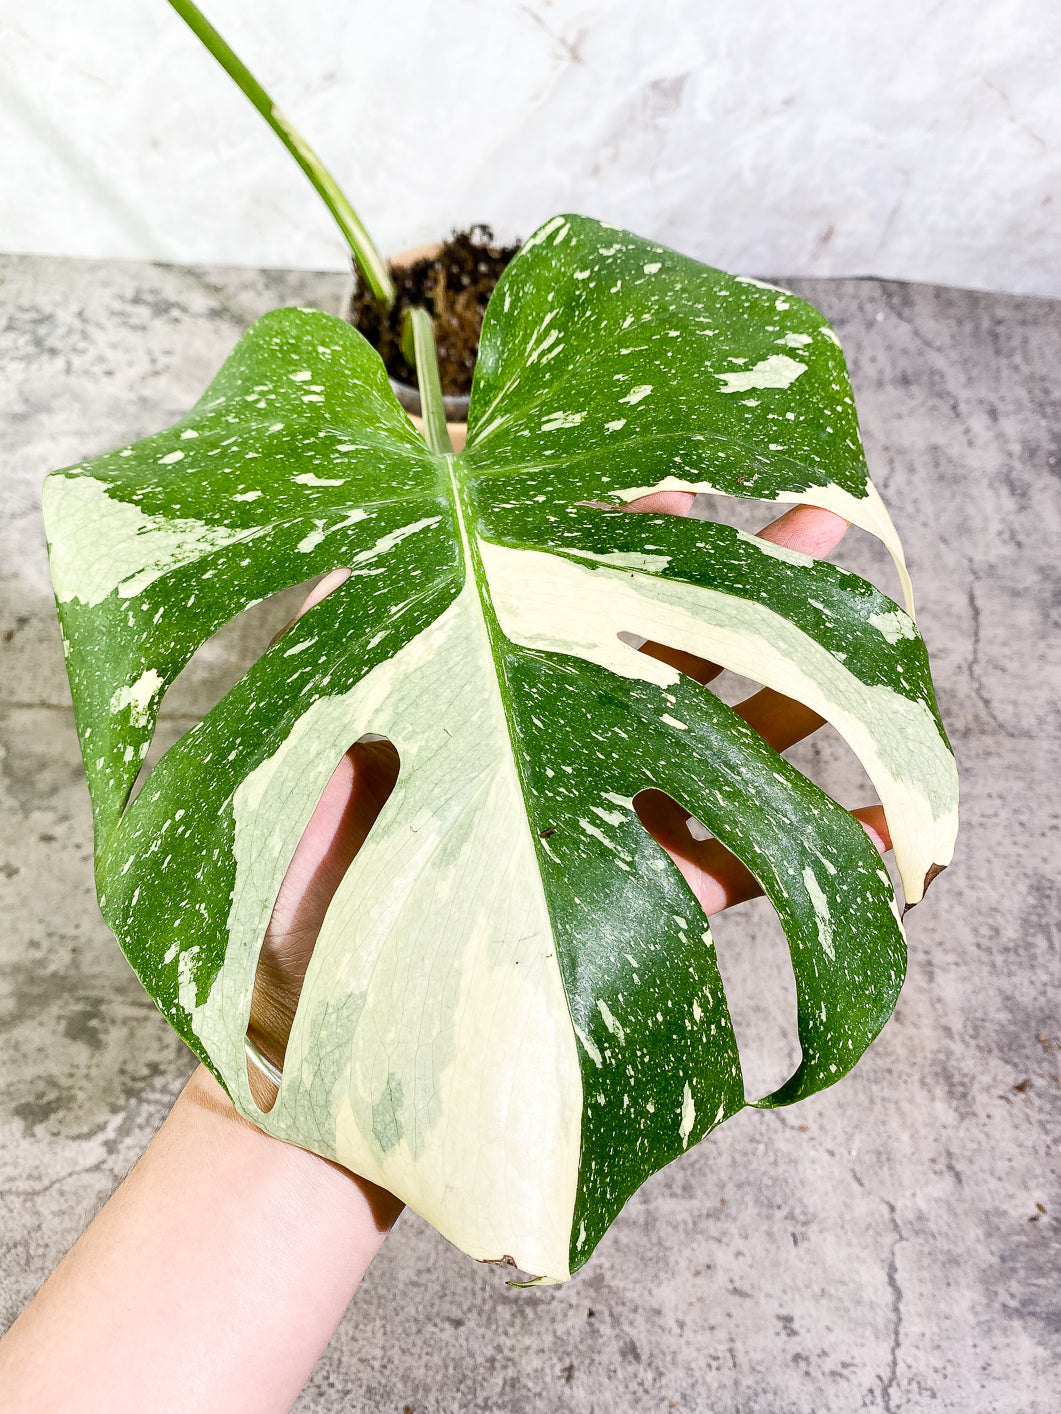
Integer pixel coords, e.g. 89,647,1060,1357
0,496,901,1414
245,498,894,1110
624,494,892,916
245,566,399,1111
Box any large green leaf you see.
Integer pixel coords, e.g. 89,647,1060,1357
42,214,957,1282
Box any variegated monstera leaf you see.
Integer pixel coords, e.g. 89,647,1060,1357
43,214,956,1283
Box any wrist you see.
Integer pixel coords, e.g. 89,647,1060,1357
177,1062,404,1234
0,1063,402,1414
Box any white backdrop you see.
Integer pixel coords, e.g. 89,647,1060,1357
1,0,1057,295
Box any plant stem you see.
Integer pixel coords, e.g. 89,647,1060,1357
404,309,453,455
165,0,395,306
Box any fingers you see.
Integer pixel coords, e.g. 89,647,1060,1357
753,502,849,558
621,489,702,518
262,738,399,966
636,790,893,919
621,489,849,560
720,504,849,760
624,636,724,686
620,494,897,916
246,738,399,1103
250,570,396,1107
634,790,756,917
621,494,849,702
732,688,825,753
851,804,892,855
621,503,849,702
267,566,352,646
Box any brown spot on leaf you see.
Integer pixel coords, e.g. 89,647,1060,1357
903,862,948,917
923,861,948,892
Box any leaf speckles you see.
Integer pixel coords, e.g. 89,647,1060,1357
43,213,955,1285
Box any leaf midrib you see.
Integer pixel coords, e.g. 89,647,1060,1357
448,456,557,926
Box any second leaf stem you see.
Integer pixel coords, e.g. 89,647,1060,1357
404,309,454,456
166,0,395,306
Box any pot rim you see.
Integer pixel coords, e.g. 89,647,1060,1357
345,241,471,422
388,379,470,421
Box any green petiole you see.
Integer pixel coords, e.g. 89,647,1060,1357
403,308,453,455
165,0,395,306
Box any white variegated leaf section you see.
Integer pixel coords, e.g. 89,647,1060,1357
478,539,956,903
618,477,915,616
42,216,958,1284
42,473,259,606
180,547,582,1282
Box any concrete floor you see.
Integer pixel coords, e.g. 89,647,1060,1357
0,251,1057,1412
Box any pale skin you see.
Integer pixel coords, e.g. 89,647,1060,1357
0,497,893,1412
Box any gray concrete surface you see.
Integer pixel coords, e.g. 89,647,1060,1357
0,251,1057,1412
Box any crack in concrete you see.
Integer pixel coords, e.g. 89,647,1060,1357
880,1199,904,1414
4,1152,109,1201
844,1155,908,1412
967,580,1008,734
783,1126,909,1414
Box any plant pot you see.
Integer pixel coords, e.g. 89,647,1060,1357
345,240,476,452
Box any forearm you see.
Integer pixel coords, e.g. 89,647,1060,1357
0,1065,401,1414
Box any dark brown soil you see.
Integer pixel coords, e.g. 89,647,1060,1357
349,226,520,397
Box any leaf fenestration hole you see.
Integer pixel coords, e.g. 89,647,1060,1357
123,568,351,815
631,788,801,1105
619,488,902,603
615,628,723,687
245,733,400,1113
616,630,883,816
702,893,803,1105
